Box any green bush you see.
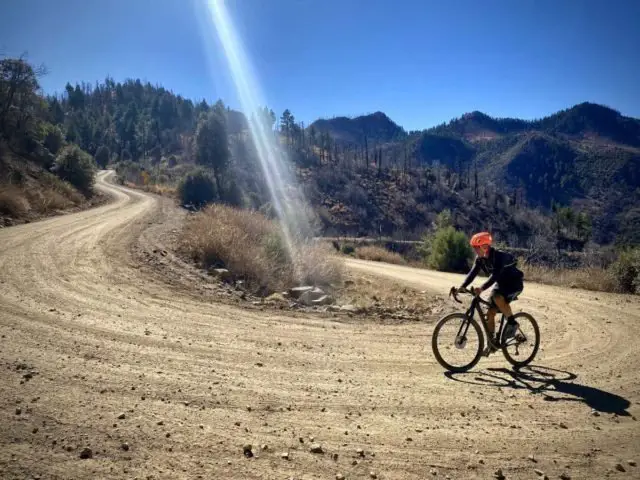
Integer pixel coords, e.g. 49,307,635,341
427,226,473,273
341,244,355,255
95,145,110,169
178,169,217,208
42,124,65,155
53,145,96,195
609,248,640,293
263,231,290,266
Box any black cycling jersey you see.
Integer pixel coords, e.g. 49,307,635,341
461,247,523,291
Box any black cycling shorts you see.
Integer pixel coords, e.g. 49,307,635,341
490,281,523,307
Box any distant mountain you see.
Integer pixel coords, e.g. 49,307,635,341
428,111,530,141
313,102,640,244
309,111,406,145
536,102,640,146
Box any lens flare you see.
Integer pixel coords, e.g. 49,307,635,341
201,0,315,280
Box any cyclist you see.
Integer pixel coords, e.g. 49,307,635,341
457,232,524,355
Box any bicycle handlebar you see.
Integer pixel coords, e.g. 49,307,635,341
449,286,490,305
449,286,465,303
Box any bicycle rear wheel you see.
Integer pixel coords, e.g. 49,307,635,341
432,313,484,372
501,312,540,368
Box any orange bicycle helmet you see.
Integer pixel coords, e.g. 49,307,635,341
470,231,492,248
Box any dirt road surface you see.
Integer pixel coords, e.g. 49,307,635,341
1,171,639,480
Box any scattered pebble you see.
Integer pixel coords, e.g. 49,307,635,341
121,443,130,451
79,447,93,459
310,443,324,454
615,463,626,472
243,444,253,458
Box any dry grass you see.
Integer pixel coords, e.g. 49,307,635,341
0,171,92,222
0,186,30,217
355,245,407,265
180,204,342,293
142,184,178,197
521,263,619,293
25,188,73,214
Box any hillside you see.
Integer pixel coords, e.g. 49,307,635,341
319,103,640,245
0,144,106,227
3,55,638,248
0,59,106,226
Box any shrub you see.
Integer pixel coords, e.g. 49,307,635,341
180,204,342,293
178,169,217,208
427,226,472,273
341,244,355,255
355,245,407,265
53,145,96,195
42,124,65,155
95,145,110,169
0,186,30,217
609,248,640,294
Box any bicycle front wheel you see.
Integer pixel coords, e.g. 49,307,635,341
432,313,484,372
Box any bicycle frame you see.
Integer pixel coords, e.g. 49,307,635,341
453,290,507,346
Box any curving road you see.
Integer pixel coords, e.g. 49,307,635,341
1,171,639,479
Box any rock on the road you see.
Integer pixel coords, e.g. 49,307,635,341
310,443,324,454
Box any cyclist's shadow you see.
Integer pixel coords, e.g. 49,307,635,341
445,365,631,416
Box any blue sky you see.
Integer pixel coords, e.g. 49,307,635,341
2,0,639,131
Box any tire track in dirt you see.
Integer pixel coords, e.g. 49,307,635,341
1,172,639,480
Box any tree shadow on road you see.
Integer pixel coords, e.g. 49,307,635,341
445,364,631,416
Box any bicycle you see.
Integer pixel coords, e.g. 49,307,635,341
431,287,540,372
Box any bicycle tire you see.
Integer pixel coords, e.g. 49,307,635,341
432,313,484,373
501,312,540,368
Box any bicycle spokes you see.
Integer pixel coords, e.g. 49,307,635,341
434,315,482,370
504,323,534,357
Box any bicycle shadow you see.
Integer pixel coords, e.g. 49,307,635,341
444,365,631,416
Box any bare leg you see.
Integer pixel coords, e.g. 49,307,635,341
487,307,498,338
487,295,513,347
492,294,513,318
